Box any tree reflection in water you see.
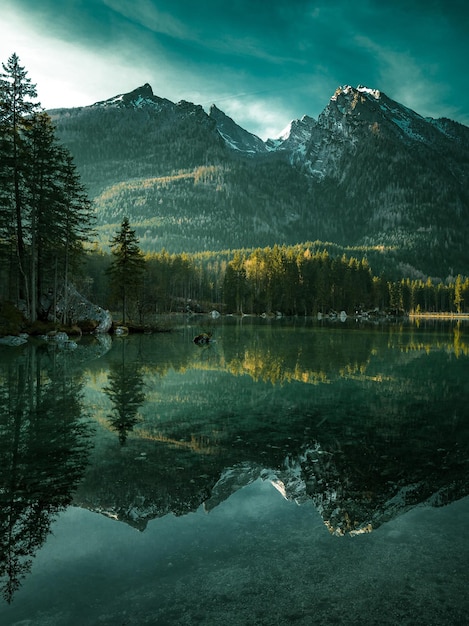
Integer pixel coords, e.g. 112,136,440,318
0,344,93,603
104,339,145,444
1,321,469,603
74,322,469,537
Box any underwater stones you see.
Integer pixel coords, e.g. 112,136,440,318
0,334,28,346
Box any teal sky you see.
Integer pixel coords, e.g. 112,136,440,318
1,0,468,139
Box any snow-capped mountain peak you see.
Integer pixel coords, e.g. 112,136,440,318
317,83,441,144
91,83,173,111
356,85,381,99
331,84,381,102
266,114,316,153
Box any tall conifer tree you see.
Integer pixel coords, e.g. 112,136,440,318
107,217,145,324
0,53,40,309
1,54,95,322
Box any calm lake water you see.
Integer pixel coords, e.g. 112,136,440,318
1,318,468,625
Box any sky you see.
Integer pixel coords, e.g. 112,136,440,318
1,0,468,139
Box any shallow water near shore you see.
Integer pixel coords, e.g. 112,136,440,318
1,318,468,625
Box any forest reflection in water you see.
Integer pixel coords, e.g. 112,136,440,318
0,338,98,604
0,318,469,619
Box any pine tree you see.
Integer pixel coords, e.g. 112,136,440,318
0,53,40,310
24,111,59,321
223,252,247,314
22,111,95,322
1,54,95,322
107,217,145,324
54,150,95,323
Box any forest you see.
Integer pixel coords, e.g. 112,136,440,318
1,53,468,335
80,244,469,321
0,54,94,325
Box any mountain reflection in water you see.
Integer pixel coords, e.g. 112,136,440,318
1,319,468,606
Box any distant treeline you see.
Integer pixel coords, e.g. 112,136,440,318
80,243,469,321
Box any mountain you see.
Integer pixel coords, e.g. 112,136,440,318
73,446,469,535
266,114,317,161
48,83,469,278
209,104,267,153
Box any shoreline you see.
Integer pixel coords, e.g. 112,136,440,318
408,313,469,320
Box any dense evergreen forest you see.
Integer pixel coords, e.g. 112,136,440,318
1,54,468,334
0,54,94,324
80,243,469,320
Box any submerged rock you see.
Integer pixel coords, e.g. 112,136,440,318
193,332,213,345
0,334,28,347
40,331,78,350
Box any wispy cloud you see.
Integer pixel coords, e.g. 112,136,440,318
218,97,296,140
102,0,191,40
354,35,447,117
1,0,468,135
0,5,148,108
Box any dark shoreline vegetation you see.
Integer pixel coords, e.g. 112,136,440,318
80,243,469,322
2,241,469,337
1,54,468,339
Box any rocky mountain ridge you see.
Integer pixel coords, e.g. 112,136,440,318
48,83,469,278
73,438,469,536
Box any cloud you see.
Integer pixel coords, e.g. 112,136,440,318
216,96,300,140
102,0,191,40
1,0,468,135
0,4,149,108
353,35,446,117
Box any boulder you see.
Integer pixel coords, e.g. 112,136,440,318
44,285,112,333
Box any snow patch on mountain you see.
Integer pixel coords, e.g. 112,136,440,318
209,104,266,153
91,83,173,113
265,115,319,174
331,85,381,103
356,85,381,99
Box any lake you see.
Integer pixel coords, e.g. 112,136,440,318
1,317,468,625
